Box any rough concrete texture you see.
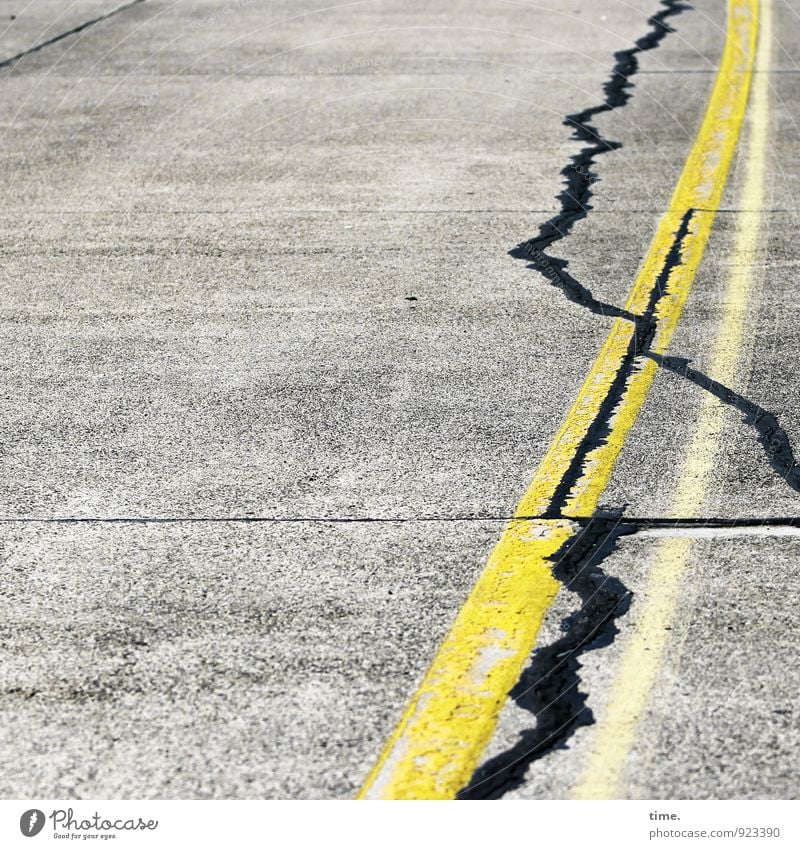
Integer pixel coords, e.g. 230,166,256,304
0,0,798,799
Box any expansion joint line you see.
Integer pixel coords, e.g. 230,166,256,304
0,0,145,70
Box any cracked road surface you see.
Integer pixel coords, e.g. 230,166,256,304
1,0,798,800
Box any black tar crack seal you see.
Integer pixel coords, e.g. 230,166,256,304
458,0,691,800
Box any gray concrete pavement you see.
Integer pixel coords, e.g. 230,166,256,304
488,530,800,799
0,519,497,798
0,0,798,799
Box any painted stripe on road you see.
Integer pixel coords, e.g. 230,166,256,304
358,0,760,800
571,0,771,801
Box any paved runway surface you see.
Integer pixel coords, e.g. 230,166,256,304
0,0,798,799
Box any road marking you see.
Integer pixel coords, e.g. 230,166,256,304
358,0,760,800
572,0,771,801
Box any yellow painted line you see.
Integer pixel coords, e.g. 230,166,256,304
359,518,571,800
358,0,760,800
572,0,771,801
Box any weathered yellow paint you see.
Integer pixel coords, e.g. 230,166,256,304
357,519,571,799
573,0,770,801
571,536,694,800
562,0,760,518
359,0,760,800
